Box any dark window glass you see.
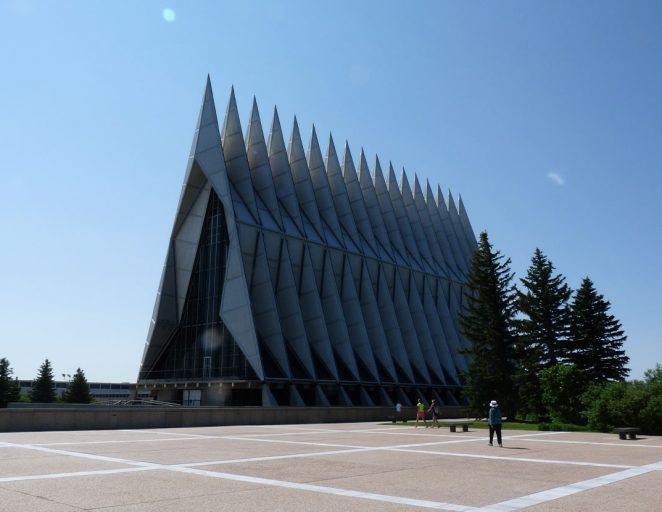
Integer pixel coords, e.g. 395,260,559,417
142,191,257,382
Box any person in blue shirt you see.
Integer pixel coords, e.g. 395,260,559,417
488,400,503,447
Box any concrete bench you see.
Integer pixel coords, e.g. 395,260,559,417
386,415,406,424
441,421,473,432
614,427,640,440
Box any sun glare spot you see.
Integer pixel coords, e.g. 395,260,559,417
162,7,176,23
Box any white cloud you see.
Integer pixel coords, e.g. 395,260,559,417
547,172,565,186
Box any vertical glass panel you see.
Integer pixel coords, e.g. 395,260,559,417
143,191,257,382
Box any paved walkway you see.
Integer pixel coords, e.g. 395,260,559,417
1,423,660,511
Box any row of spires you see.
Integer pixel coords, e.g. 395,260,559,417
142,77,478,385
192,77,476,280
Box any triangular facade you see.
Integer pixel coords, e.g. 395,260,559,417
139,79,476,406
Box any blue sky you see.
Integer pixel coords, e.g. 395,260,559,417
1,1,660,383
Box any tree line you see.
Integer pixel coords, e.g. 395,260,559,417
0,358,92,406
459,231,662,434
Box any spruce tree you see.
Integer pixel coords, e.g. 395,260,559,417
30,359,56,403
0,358,20,407
63,368,92,404
568,277,629,382
459,231,519,417
516,249,572,419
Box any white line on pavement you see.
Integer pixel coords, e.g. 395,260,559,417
117,429,214,438
0,467,152,483
506,438,662,449
471,460,662,511
387,448,634,469
0,440,470,511
2,434,660,511
168,465,474,511
31,436,218,446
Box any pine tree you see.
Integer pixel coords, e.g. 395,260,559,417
516,249,572,419
0,358,20,407
63,368,92,403
568,277,629,382
30,359,56,403
459,231,519,417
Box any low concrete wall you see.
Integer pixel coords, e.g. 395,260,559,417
0,406,468,432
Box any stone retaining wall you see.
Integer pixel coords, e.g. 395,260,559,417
0,406,469,432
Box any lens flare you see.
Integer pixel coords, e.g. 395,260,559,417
162,8,176,23
198,327,222,352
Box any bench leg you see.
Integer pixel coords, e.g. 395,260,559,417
628,433,636,440
619,433,626,440
462,424,469,432
450,425,456,432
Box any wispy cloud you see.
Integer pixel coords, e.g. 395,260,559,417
547,172,565,186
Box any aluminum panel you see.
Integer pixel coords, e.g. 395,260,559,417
413,175,450,275
245,98,283,230
425,181,464,278
358,154,394,261
221,87,260,223
342,147,378,255
435,185,469,272
337,254,379,382
307,127,344,247
372,159,409,265
446,191,473,269
325,136,361,250
421,277,461,383
268,107,305,234
391,270,431,384
250,233,291,377
287,118,325,241
387,165,424,272
358,260,398,382
405,271,447,385
319,251,360,380
270,234,316,378
400,171,437,274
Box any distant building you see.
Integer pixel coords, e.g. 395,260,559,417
138,79,476,407
17,380,149,402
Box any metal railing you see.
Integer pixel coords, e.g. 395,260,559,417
95,399,181,407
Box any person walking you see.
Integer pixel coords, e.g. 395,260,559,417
395,401,402,422
488,400,503,447
415,398,427,428
428,399,440,428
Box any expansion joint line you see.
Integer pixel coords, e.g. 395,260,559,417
1,435,660,512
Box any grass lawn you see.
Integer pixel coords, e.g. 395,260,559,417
379,420,541,431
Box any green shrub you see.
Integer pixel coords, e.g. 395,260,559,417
640,395,662,434
582,367,662,435
540,364,588,425
537,422,587,432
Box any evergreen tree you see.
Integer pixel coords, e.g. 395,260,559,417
459,231,519,417
63,368,92,403
568,277,629,382
516,249,572,419
0,358,20,408
30,359,56,403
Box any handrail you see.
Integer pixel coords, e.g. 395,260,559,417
96,399,181,407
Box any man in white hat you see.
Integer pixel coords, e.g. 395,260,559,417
488,400,503,447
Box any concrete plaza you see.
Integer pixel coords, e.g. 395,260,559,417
1,422,660,511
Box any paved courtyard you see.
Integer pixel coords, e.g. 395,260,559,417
1,422,660,511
